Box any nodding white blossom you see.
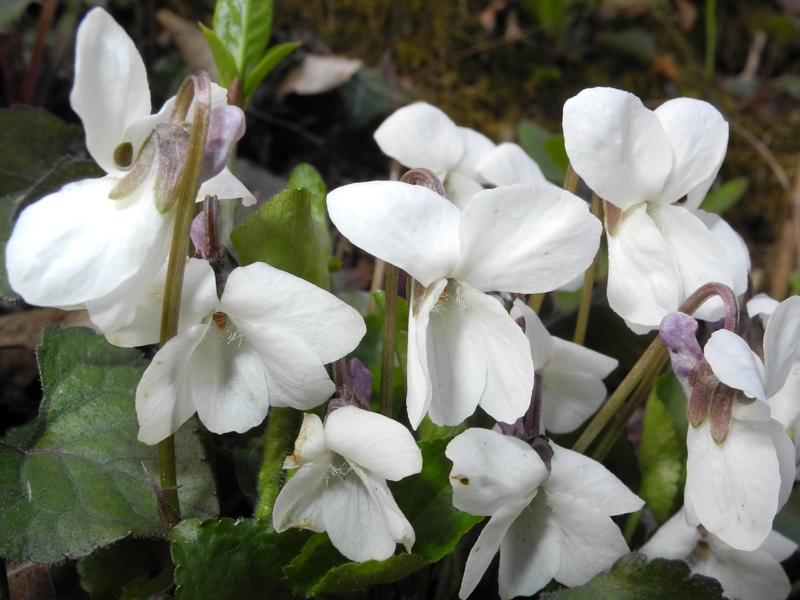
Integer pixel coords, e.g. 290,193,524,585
563,87,749,332
446,428,643,599
328,180,601,428
374,103,552,209
510,299,618,434
106,258,365,444
660,309,797,551
641,507,796,600
273,406,422,562
5,7,253,324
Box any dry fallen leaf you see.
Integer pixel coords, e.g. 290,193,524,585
156,9,218,82
276,54,363,99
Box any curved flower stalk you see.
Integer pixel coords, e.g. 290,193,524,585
446,428,643,599
328,180,601,428
641,507,796,600
273,406,422,562
563,87,750,331
510,299,618,433
660,310,796,551
106,258,365,444
5,7,254,325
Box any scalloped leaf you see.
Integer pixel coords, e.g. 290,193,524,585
0,326,218,563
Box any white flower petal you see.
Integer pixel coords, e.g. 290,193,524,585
767,363,800,429
475,143,548,187
190,325,272,434
684,418,782,550
540,366,608,434
453,184,601,293
705,330,766,399
70,8,151,176
468,288,535,424
510,298,554,368
548,492,632,587
325,406,422,481
351,464,416,553
373,102,464,173
563,87,673,211
445,428,548,517
546,443,644,515
763,417,796,510
7,176,171,307
497,493,561,599
606,203,680,329
763,296,800,398
328,181,461,286
654,98,728,205
694,210,750,297
639,507,701,560
648,203,733,322
700,537,792,600
322,467,397,562
198,167,257,206
425,284,489,426
135,322,208,444
101,258,219,346
284,413,331,468
459,500,529,600
406,279,446,429
444,171,485,211
747,294,780,320
760,529,798,562
550,336,618,380
272,459,328,533
454,127,496,180
222,261,365,364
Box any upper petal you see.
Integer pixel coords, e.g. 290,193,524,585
453,126,496,180
763,296,800,398
6,176,171,307
445,428,548,517
70,8,151,176
562,87,673,211
475,143,549,188
605,203,681,329
510,298,554,368
373,102,464,173
684,418,782,550
705,329,766,399
653,98,728,205
327,181,461,286
452,184,601,293
639,507,702,560
325,405,422,481
222,261,365,364
694,210,750,297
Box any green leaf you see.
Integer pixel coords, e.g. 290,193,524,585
18,156,104,214
230,187,331,290
171,518,309,600
699,177,749,214
0,107,83,196
638,385,684,522
774,488,800,546
517,120,567,184
540,553,724,599
77,538,174,600
213,0,273,74
287,163,327,229
243,42,300,103
283,439,482,595
0,326,218,563
199,23,239,89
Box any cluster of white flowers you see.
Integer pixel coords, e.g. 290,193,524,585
5,8,798,600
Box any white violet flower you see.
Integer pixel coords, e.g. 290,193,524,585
328,180,601,428
446,428,643,599
641,506,796,600
107,258,365,444
563,87,750,331
272,406,423,562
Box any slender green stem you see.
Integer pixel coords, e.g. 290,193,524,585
527,293,545,312
156,72,213,518
563,163,579,194
0,560,9,600
573,194,603,345
572,334,666,454
623,509,643,545
380,264,399,417
255,407,302,521
704,0,717,82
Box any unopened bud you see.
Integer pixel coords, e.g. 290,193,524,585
200,106,246,182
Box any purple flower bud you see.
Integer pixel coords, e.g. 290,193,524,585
201,106,246,183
